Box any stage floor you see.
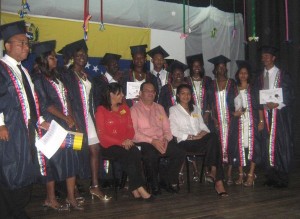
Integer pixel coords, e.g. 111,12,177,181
26,158,300,219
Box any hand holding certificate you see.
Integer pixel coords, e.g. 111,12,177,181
126,81,143,99
259,88,283,104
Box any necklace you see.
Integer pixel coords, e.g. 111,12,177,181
192,76,201,81
74,70,86,81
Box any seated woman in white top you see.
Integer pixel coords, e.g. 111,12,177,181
169,84,228,197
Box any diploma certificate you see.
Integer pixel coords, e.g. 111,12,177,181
259,88,283,104
126,81,143,99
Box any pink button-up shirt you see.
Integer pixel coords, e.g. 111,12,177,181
130,101,173,143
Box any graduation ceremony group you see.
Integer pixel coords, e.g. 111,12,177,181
0,20,294,219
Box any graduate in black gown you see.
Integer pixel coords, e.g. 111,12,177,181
121,45,158,107
228,60,264,187
208,55,236,185
147,45,170,95
93,53,122,109
256,46,294,188
186,53,213,127
62,39,111,201
158,60,188,116
0,21,49,219
32,40,83,210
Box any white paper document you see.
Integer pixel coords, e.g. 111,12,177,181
126,81,143,99
259,88,283,104
36,120,68,159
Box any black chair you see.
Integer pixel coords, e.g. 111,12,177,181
101,157,127,200
185,152,206,192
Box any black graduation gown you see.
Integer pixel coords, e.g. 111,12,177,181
121,70,158,107
0,61,45,189
62,69,95,179
210,78,236,163
256,70,294,179
158,83,177,116
228,84,263,167
92,74,109,111
33,74,79,182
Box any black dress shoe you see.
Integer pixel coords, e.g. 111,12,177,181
144,195,155,202
151,187,161,196
160,182,179,194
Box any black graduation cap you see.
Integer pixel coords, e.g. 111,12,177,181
167,60,188,73
130,44,147,56
259,45,278,56
101,53,121,65
186,53,204,67
0,20,27,42
236,60,252,72
31,40,56,56
57,46,68,56
63,39,88,57
165,58,175,67
208,55,231,66
147,45,169,58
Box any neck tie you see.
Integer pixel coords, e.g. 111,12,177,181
156,72,162,92
264,71,269,90
17,64,38,125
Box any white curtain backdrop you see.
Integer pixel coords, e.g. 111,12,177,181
150,29,185,70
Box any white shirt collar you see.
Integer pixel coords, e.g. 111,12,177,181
264,65,278,76
152,69,165,76
2,54,20,66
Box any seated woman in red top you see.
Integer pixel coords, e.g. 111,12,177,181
95,83,153,201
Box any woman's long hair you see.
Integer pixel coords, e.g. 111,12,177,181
102,82,123,111
34,51,61,83
176,84,194,112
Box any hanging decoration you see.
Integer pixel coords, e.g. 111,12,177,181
284,0,290,42
210,0,217,38
248,0,259,42
243,0,247,44
83,0,92,40
99,0,105,31
187,0,192,33
232,0,237,39
18,0,30,18
180,0,188,39
211,28,217,38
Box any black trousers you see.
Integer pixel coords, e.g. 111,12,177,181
0,185,32,219
137,140,185,184
178,133,224,181
100,146,144,191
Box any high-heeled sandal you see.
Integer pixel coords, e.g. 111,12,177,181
192,171,200,182
42,201,69,211
178,172,184,185
235,173,245,185
243,173,257,187
214,182,229,198
89,185,112,201
74,186,85,204
227,177,233,186
65,199,84,211
204,172,215,184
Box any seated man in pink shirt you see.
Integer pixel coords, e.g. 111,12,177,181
131,82,185,195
